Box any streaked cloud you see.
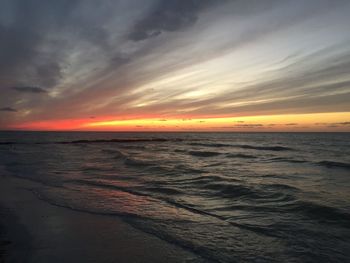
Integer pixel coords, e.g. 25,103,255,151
0,0,350,131
128,0,220,41
0,107,17,112
12,86,47,93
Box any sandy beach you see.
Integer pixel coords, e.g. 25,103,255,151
0,175,201,263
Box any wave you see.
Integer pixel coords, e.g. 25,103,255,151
203,162,222,167
124,157,156,168
117,145,147,150
63,179,233,224
0,142,17,145
266,157,307,164
173,165,203,174
188,150,222,157
317,161,350,170
144,187,182,195
188,142,293,152
174,149,187,153
188,142,232,147
205,183,255,198
65,179,150,200
173,174,241,187
34,181,274,262
261,183,300,192
101,149,122,154
101,149,128,160
82,166,111,172
226,153,256,159
238,145,293,151
29,175,350,262
286,201,350,226
189,180,299,205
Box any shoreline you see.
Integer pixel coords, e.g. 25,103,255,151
0,175,201,263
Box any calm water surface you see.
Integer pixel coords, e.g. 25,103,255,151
0,132,349,262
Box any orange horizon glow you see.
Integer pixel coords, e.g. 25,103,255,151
6,112,350,132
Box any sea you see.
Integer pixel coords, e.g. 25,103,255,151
0,131,349,262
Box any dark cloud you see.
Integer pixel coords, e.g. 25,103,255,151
233,124,264,128
313,122,350,126
12,86,47,93
285,123,298,126
0,0,134,124
314,123,327,125
0,0,128,97
0,0,79,90
128,0,219,41
109,55,131,69
216,124,264,129
336,122,350,125
0,107,17,112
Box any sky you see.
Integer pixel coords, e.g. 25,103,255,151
0,0,350,131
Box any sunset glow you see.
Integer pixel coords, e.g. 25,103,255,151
11,112,350,132
1,0,350,131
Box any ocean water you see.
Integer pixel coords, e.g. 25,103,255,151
0,131,349,262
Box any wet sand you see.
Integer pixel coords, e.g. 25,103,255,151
0,175,201,263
